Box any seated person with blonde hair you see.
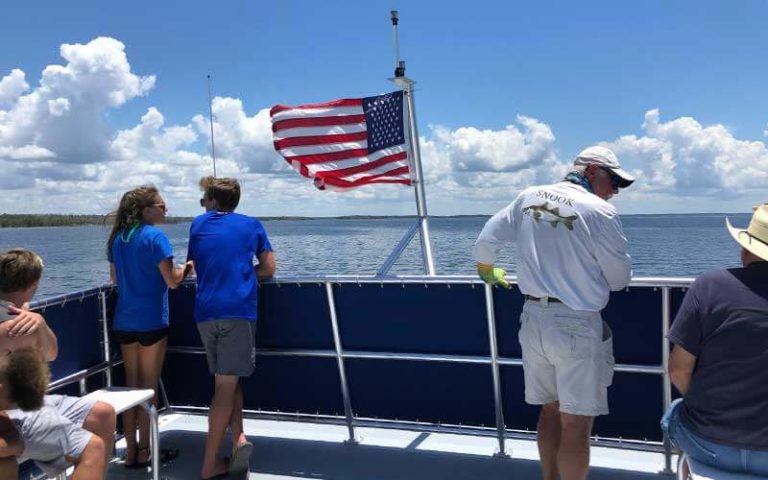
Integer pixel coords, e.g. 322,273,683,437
0,249,117,480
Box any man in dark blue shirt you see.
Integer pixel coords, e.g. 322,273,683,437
188,177,275,480
662,205,768,476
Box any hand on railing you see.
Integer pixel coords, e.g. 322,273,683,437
477,263,511,289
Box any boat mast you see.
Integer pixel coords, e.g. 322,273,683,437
389,10,436,276
207,74,217,178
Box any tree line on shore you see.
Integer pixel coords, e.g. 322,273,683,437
0,214,193,228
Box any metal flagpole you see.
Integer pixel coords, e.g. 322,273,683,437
389,10,436,276
207,74,217,178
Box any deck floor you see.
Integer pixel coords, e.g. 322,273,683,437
97,413,679,480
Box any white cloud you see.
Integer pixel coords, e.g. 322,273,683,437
0,69,28,108
0,37,155,167
608,109,768,197
2,36,768,216
192,98,285,174
433,115,556,173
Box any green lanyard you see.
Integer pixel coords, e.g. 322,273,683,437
120,224,140,243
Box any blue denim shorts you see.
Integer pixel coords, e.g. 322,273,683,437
661,398,768,476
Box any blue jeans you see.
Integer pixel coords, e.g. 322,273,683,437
661,399,768,476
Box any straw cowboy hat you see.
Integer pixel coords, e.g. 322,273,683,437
726,205,768,261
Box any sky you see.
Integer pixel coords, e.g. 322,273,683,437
1,0,768,217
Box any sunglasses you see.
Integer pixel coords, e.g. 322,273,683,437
601,167,622,189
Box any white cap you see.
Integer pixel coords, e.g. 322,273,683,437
573,146,635,188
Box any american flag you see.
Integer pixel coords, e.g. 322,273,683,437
270,91,412,190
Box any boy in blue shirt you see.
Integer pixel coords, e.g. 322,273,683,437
187,177,275,480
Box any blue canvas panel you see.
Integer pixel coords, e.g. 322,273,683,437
163,353,344,416
41,294,104,381
495,286,670,366
345,358,496,427
257,283,335,350
499,365,665,441
334,283,490,356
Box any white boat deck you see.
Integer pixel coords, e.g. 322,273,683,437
102,413,677,479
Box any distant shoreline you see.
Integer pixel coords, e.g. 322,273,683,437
0,212,748,229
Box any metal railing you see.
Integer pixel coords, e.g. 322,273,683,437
30,275,689,473
170,274,688,470
29,286,116,393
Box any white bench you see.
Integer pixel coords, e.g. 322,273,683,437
53,387,159,480
680,454,768,480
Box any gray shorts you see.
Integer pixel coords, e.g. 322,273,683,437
197,319,256,377
518,301,614,417
7,394,96,476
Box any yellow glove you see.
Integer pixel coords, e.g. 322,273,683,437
477,263,510,289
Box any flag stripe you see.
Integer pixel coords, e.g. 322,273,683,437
322,166,412,187
273,131,368,150
270,98,363,116
313,151,408,179
305,148,405,174
282,148,370,166
290,145,405,169
277,141,368,158
273,123,366,141
272,114,366,133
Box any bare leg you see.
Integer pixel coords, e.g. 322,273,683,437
0,457,17,480
67,435,107,480
200,374,239,479
82,401,116,477
229,383,248,452
119,342,140,464
134,338,168,463
538,402,562,480
558,412,594,480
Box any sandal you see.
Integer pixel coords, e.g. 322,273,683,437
229,441,253,480
125,447,150,469
126,447,179,469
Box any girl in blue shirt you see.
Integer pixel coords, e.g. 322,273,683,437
106,185,190,468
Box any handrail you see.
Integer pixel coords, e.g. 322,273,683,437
29,285,105,310
26,276,692,310
47,359,123,392
31,276,686,469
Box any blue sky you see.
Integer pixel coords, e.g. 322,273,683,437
1,0,768,216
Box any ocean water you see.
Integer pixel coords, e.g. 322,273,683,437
0,214,751,299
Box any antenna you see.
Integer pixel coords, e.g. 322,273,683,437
387,11,436,276
390,10,406,78
207,74,217,177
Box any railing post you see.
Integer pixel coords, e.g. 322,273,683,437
661,286,674,475
483,284,509,458
98,289,113,387
325,282,358,444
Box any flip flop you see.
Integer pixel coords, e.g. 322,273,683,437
228,441,254,480
126,447,180,469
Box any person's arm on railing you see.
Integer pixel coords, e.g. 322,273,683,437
158,259,193,289
256,251,275,281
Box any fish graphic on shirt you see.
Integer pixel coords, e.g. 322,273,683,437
522,203,578,231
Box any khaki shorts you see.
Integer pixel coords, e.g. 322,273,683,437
517,300,614,416
197,319,256,377
7,394,96,476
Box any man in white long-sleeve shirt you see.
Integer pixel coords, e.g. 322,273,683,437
474,146,633,480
